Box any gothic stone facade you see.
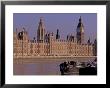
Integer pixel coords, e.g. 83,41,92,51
13,17,97,57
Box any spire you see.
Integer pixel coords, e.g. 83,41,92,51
40,17,43,23
23,27,25,32
57,29,59,34
39,17,44,27
93,39,97,56
56,29,60,39
33,37,36,40
51,32,54,36
94,39,97,43
77,16,84,28
67,35,69,40
87,37,91,45
79,16,82,23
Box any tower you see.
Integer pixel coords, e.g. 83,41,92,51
93,39,97,56
56,29,60,39
76,16,84,44
37,17,45,42
87,37,91,45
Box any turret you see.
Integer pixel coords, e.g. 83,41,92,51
87,37,91,45
93,39,97,56
56,29,60,39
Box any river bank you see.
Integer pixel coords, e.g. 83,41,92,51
14,56,96,64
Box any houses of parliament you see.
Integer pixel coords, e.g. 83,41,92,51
13,17,97,57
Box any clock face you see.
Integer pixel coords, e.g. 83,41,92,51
77,28,84,33
81,28,84,32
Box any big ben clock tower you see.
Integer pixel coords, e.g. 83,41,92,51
37,17,45,42
76,16,84,44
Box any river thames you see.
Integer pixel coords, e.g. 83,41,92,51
13,56,96,75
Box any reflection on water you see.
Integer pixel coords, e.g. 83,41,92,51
14,61,62,75
13,58,96,75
